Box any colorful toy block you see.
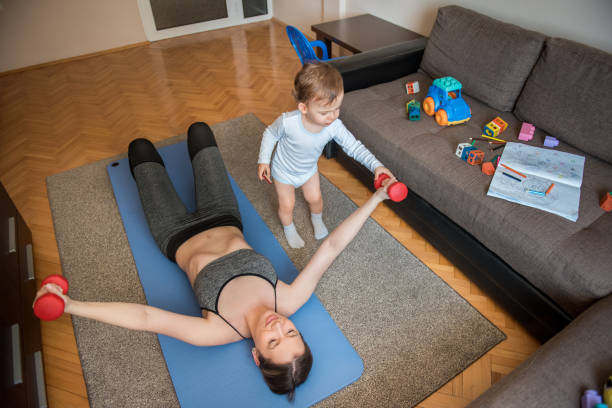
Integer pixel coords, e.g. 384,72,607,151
494,117,508,132
481,161,495,175
518,122,535,141
601,192,612,212
544,135,559,147
467,149,484,165
405,80,420,94
456,143,474,160
483,117,508,138
406,99,421,121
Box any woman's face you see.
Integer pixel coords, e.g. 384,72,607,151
251,311,305,365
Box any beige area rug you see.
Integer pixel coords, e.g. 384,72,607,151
47,113,505,407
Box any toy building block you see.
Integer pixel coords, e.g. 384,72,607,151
484,121,501,138
455,143,471,159
456,143,475,161
461,146,475,161
544,135,559,147
601,192,612,212
405,80,420,94
492,117,508,132
582,390,603,408
484,116,508,137
518,122,535,141
481,161,495,175
467,149,485,165
406,99,421,121
604,375,612,406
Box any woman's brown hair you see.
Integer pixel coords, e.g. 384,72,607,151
256,334,313,401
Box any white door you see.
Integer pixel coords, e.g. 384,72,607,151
137,0,273,41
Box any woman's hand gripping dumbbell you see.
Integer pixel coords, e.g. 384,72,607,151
374,174,408,202
33,274,70,321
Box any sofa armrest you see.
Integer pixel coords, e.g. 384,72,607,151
467,294,612,408
328,38,427,92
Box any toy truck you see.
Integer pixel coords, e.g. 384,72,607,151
423,76,471,126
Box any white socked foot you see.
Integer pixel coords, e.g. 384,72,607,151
283,223,305,248
311,212,328,240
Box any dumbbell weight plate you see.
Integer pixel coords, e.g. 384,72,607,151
41,274,69,294
34,293,65,321
388,183,408,202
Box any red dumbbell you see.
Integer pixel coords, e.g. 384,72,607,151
34,274,69,321
374,174,408,202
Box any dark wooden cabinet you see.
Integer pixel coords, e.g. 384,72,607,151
1,182,47,407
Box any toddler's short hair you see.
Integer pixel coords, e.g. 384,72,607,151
293,62,344,105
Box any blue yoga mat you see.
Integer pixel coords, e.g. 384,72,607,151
107,141,363,407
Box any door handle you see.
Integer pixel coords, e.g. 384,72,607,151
8,216,16,253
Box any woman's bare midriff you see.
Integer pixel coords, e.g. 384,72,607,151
175,226,252,285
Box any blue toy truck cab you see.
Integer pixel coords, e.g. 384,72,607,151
423,77,471,126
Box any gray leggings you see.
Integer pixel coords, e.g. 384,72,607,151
128,122,242,262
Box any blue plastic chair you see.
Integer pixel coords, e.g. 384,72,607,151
286,25,341,64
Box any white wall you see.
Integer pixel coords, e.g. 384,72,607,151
273,0,612,53
3,0,610,73
272,0,323,38
0,0,147,73
271,0,347,55
345,0,612,53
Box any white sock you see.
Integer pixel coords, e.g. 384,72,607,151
283,223,305,248
311,212,328,240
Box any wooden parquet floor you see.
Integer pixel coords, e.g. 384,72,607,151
0,20,540,407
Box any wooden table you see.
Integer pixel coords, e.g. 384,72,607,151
311,14,424,58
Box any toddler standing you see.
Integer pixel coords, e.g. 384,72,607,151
258,62,393,248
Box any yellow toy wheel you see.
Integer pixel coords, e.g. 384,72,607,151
423,97,435,116
435,109,449,126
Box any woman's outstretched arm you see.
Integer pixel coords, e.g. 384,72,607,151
279,180,392,315
34,284,237,346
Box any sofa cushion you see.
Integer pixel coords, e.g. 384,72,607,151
466,294,612,408
420,5,545,112
514,38,612,164
340,71,612,317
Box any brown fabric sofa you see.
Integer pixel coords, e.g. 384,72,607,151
327,5,612,405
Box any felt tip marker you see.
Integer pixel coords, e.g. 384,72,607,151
545,183,555,195
480,134,507,143
502,172,522,182
500,163,527,178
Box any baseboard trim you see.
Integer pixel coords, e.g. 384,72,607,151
0,41,151,77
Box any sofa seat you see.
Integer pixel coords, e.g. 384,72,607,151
340,71,612,318
467,293,612,408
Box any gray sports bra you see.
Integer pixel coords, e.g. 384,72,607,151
193,249,277,338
